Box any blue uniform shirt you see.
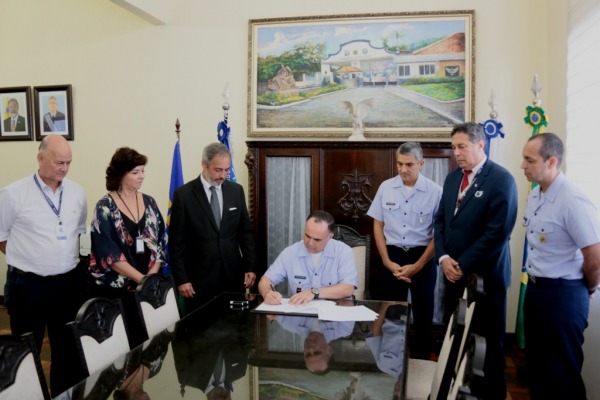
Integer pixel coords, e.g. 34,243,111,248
276,317,354,343
367,174,442,247
525,173,600,279
366,317,407,378
265,239,358,293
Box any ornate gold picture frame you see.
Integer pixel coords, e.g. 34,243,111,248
248,10,475,138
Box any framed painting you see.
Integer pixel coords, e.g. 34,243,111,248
0,86,34,141
34,84,74,141
248,10,475,138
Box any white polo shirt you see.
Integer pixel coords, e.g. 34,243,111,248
0,173,87,276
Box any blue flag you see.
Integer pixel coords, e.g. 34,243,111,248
217,119,236,182
480,119,505,158
163,140,184,275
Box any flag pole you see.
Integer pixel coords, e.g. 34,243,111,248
516,74,548,350
480,89,505,159
166,118,186,312
165,119,184,265
217,82,237,182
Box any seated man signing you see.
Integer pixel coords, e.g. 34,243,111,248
258,210,358,305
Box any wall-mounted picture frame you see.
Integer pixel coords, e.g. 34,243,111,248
248,10,475,138
34,84,74,141
0,86,34,141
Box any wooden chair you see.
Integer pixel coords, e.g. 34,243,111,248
455,274,485,373
448,333,486,400
0,332,50,400
135,274,180,337
68,298,131,378
333,224,371,300
406,273,484,400
407,299,468,400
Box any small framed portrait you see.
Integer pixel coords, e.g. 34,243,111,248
0,86,34,141
34,84,74,141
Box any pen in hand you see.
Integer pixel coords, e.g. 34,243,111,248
269,284,282,305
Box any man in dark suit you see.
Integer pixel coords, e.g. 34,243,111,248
169,142,256,313
434,122,518,400
43,96,66,132
3,98,26,132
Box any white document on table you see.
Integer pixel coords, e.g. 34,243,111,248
253,298,335,316
254,299,378,321
318,305,379,321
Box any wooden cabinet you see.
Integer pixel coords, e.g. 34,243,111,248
245,140,455,298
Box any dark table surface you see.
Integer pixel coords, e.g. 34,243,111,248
55,293,409,400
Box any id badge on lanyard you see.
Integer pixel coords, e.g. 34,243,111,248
56,221,67,240
136,236,145,254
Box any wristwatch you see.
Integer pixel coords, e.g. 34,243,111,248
311,287,320,299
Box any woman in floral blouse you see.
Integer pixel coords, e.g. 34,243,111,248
89,147,166,298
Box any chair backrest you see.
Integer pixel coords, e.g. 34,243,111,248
0,332,50,400
333,224,371,299
448,333,486,400
68,297,131,377
455,274,485,373
136,274,180,337
429,298,468,400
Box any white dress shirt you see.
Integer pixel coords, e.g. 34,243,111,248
0,173,87,276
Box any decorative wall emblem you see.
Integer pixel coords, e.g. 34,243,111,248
337,170,373,221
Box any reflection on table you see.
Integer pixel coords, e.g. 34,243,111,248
55,293,409,400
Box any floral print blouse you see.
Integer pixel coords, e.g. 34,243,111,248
90,193,166,289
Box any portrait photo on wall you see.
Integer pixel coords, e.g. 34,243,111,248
34,84,74,141
0,86,34,141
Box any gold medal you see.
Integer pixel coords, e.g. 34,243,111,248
540,233,546,243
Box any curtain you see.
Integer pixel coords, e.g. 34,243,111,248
567,1,600,396
422,158,450,323
266,156,311,296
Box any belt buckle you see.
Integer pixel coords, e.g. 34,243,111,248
529,275,536,284
401,246,410,252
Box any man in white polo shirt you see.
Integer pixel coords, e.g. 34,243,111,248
0,134,87,396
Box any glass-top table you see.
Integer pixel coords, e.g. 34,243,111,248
56,293,410,400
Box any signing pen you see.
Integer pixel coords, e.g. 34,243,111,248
269,284,282,305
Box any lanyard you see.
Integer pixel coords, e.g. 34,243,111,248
33,174,63,222
117,191,141,236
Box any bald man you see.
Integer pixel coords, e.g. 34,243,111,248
0,135,87,396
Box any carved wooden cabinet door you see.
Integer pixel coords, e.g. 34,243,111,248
246,141,454,302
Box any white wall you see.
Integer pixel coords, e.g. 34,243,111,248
0,0,567,334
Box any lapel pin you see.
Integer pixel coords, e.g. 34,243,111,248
475,191,483,198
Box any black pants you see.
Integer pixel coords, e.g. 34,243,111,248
5,265,85,396
524,277,588,400
380,245,436,359
444,277,507,400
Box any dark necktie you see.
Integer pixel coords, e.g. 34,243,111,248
460,169,472,193
210,186,221,228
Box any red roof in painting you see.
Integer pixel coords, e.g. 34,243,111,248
413,32,465,55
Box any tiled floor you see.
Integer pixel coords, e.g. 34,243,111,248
0,305,530,399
